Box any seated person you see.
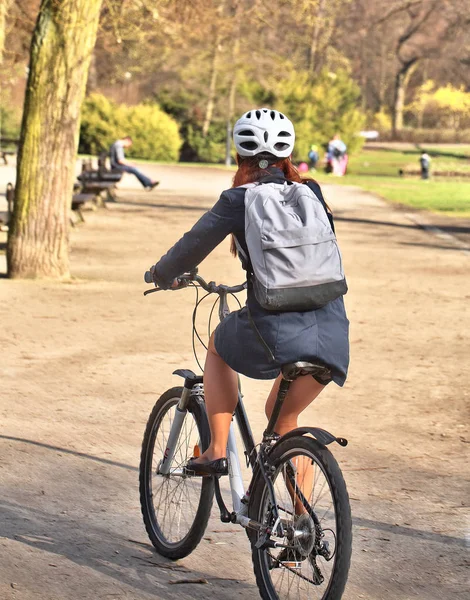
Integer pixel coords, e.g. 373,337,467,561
110,136,159,189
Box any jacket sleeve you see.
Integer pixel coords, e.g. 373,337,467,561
306,180,335,234
152,191,237,288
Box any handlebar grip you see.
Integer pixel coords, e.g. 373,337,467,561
144,271,153,284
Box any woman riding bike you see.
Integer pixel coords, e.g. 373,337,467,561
148,108,349,477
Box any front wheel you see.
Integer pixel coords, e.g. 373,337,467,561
139,386,214,559
249,436,352,600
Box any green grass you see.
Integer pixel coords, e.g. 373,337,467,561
314,146,470,216
346,147,470,177
316,173,470,216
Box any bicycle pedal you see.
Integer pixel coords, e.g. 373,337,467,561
280,560,302,570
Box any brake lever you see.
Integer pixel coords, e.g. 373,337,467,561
143,288,163,296
144,277,191,297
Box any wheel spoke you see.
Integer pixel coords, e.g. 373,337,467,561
254,441,350,599
141,394,209,547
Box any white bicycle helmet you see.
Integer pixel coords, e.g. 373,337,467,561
233,108,295,158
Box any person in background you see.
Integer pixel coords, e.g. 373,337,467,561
109,136,159,190
308,144,319,170
327,134,348,176
420,151,431,180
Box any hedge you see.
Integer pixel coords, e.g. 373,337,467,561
79,94,182,161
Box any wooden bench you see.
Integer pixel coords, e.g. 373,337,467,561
78,170,122,183
3,183,88,227
76,152,122,204
0,137,20,165
1,150,15,165
70,193,97,225
79,180,118,205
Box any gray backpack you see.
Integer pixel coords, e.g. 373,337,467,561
236,181,347,311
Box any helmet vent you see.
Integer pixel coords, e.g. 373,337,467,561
278,131,292,137
240,141,259,151
270,110,276,120
274,142,290,151
264,131,268,142
238,129,255,136
279,113,285,119
255,110,261,119
246,111,251,118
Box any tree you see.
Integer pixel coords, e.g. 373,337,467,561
7,0,103,279
0,0,13,61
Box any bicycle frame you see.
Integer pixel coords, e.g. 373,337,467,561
146,272,347,543
159,370,259,522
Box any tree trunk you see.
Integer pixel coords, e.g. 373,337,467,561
202,0,226,138
0,0,13,61
225,0,242,165
86,48,98,95
308,0,326,74
392,59,418,137
202,33,222,138
8,0,103,279
0,0,13,137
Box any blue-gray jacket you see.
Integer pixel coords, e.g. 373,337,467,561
154,168,349,385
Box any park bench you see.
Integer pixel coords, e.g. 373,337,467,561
1,149,15,165
2,183,93,228
0,183,14,230
76,152,122,203
78,180,117,205
399,167,470,178
0,137,20,165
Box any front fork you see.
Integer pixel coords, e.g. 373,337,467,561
158,385,192,476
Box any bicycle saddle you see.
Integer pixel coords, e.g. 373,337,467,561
281,361,332,383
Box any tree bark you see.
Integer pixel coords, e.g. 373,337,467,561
8,0,103,279
392,59,418,136
0,0,13,61
202,0,225,138
225,0,242,165
308,0,326,74
0,0,13,130
202,33,222,138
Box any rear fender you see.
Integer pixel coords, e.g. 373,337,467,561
272,427,348,450
247,427,347,518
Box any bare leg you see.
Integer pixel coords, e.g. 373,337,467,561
265,375,325,513
265,374,325,436
194,333,239,462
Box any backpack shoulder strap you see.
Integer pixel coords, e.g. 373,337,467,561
305,180,335,233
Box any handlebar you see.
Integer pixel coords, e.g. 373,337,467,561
144,267,246,296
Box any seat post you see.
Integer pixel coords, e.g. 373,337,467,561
263,378,291,441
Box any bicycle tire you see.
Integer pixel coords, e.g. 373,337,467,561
139,386,214,559
249,435,352,600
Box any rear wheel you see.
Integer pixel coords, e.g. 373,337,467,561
249,436,352,600
139,386,214,559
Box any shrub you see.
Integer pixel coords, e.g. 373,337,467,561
406,81,470,130
275,69,366,161
0,104,22,142
372,110,392,132
126,104,182,161
186,123,227,163
79,94,182,161
79,94,120,154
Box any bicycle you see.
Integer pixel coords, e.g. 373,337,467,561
139,269,352,600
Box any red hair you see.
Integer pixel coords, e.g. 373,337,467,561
232,154,315,187
230,154,318,255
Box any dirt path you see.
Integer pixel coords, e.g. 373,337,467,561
0,165,468,600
